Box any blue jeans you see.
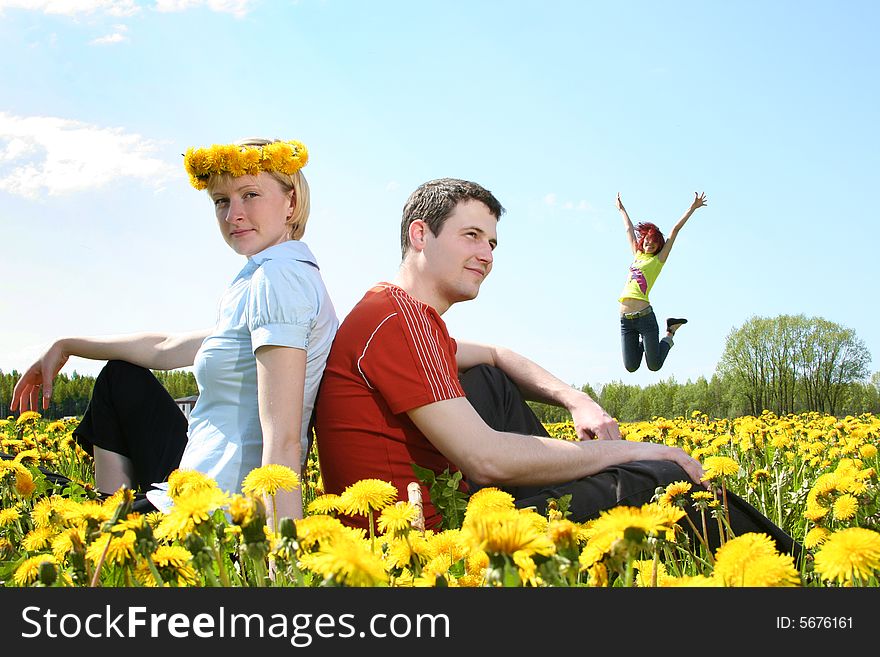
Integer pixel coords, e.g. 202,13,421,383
620,308,673,372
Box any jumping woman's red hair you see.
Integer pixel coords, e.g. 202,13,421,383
636,222,665,253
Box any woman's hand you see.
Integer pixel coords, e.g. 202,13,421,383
616,192,625,212
691,191,708,210
11,341,69,412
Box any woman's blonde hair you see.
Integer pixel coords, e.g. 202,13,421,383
206,137,311,240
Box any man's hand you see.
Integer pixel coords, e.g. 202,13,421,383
570,397,621,441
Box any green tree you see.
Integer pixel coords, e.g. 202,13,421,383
717,314,870,415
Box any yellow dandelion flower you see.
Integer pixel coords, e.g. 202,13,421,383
61,499,112,527
859,443,877,458
15,411,41,426
384,535,423,570
31,496,58,528
702,455,740,481
339,479,397,517
584,504,683,546
661,574,718,587
0,506,21,527
804,527,831,549
634,559,669,587
712,533,800,587
241,464,300,497
547,518,581,551
148,546,199,587
14,554,57,586
424,528,468,563
307,493,342,515
14,469,36,498
750,469,772,486
462,508,555,557
86,531,137,567
155,488,227,541
166,469,219,500
51,527,86,560
832,494,859,521
377,502,418,536
13,448,42,465
295,514,350,551
463,487,516,520
183,146,214,177
23,526,55,551
299,535,388,587
227,494,258,526
813,527,880,585
152,545,193,569
513,550,540,586
585,561,609,587
658,480,693,508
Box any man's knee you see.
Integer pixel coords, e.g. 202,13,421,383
632,459,691,487
460,363,509,394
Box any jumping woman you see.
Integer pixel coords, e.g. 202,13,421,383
617,191,707,372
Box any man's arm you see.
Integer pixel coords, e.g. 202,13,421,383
456,340,620,441
407,397,705,487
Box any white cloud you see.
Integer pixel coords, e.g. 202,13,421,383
385,180,399,192
0,0,140,17
0,112,176,198
0,0,257,17
154,0,256,18
577,200,593,212
90,23,129,44
543,192,556,206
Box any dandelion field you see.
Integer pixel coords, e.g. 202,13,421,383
2,410,879,588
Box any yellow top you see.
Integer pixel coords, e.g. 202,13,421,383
618,252,664,303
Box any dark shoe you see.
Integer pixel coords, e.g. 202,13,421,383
666,318,688,331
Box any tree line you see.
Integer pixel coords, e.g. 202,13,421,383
2,314,877,422
532,314,877,423
0,369,199,419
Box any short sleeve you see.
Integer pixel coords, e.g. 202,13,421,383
246,259,319,353
359,298,464,414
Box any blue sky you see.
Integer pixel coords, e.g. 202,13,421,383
1,0,877,394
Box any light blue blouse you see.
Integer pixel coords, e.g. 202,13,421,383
147,240,338,512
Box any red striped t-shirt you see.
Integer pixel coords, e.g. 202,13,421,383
314,283,466,529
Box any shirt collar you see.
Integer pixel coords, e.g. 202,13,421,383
249,240,319,268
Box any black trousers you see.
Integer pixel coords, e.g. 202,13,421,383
70,360,188,512
459,364,801,560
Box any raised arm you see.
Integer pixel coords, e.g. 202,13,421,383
456,340,620,441
254,345,307,526
656,191,708,263
616,192,640,256
10,329,209,413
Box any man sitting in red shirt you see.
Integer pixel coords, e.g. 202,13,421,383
314,178,798,557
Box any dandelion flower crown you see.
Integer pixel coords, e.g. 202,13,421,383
183,139,308,190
